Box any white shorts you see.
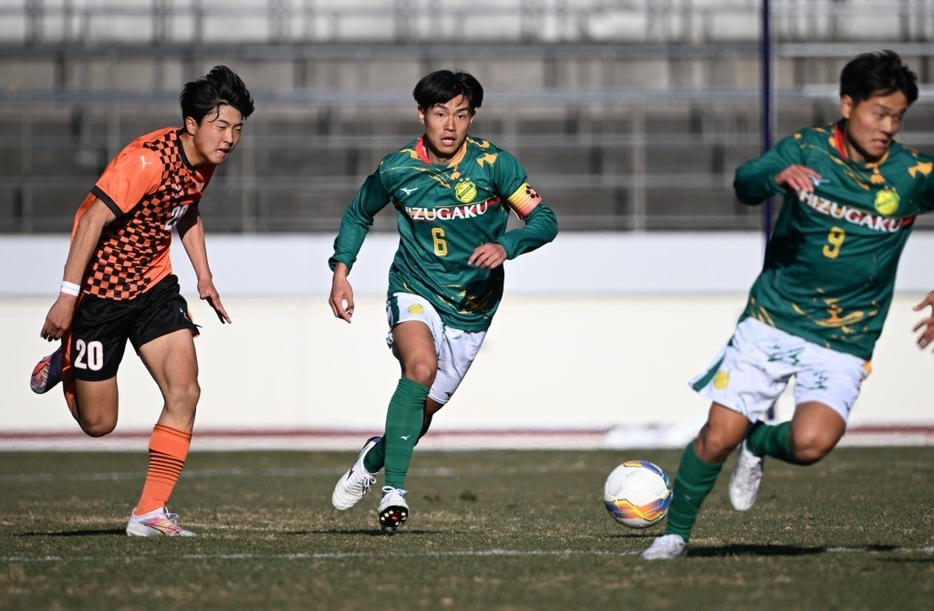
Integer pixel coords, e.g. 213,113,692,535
386,293,487,405
690,317,871,423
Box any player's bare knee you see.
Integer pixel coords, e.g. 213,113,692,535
791,447,829,465
694,428,737,463
166,381,201,411
404,362,436,388
78,416,117,437
790,433,836,465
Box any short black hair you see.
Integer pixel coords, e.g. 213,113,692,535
840,50,918,106
180,65,255,124
413,70,484,113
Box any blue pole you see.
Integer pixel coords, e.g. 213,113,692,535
762,0,774,238
762,0,776,422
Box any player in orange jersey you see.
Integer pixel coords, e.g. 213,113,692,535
29,66,254,537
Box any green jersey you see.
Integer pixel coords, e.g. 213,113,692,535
330,135,558,331
735,121,934,359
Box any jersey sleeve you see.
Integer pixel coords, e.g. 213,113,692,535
733,132,807,205
92,146,162,217
328,167,392,272
491,150,559,259
489,150,535,217
911,152,934,213
497,202,559,259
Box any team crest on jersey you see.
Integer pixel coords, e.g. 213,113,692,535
873,189,899,216
454,178,478,203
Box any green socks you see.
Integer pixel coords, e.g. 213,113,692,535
664,442,723,542
363,391,435,474
745,421,794,463
662,421,795,541
362,439,385,474
382,378,430,489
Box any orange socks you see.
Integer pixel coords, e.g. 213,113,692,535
134,424,192,515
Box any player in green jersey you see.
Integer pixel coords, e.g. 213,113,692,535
327,69,558,531
642,50,934,560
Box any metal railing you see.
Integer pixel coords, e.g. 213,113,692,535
2,1,933,45
4,84,934,234
2,1,934,233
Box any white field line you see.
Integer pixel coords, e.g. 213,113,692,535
0,464,576,483
3,546,933,564
0,454,926,485
1,424,931,452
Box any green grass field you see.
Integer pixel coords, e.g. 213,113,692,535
2,447,932,610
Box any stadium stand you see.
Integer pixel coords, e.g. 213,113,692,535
1,0,933,233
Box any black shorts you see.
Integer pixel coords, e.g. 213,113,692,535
69,274,199,381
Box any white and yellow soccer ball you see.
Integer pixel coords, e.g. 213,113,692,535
603,460,672,528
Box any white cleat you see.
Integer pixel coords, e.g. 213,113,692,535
640,534,687,560
377,486,409,532
729,441,764,512
332,436,380,510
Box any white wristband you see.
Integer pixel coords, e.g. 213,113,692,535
60,281,81,297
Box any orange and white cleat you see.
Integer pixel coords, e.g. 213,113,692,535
126,507,195,537
30,347,63,394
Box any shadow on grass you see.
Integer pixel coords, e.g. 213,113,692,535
605,532,661,541
689,544,825,557
16,529,125,537
688,543,931,558
283,528,462,537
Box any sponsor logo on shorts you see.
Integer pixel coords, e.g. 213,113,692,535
713,370,730,390
767,346,804,365
408,304,424,314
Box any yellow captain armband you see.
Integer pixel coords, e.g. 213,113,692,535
508,182,542,217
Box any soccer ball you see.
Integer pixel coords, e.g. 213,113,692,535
603,460,672,528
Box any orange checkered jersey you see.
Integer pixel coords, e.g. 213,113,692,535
71,127,215,300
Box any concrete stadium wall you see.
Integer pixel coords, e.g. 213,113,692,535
2,232,932,447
